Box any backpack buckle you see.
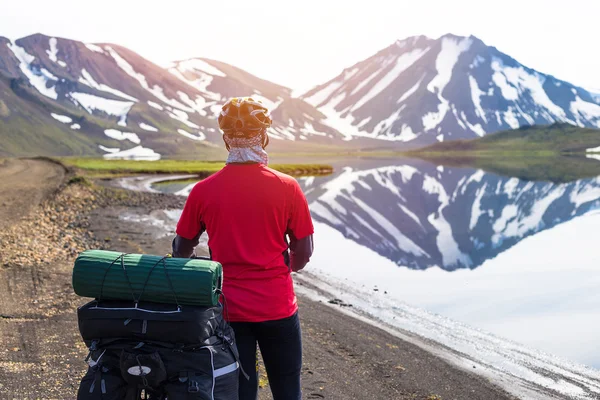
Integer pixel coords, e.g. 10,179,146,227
188,380,200,393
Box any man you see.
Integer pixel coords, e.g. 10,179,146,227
172,97,314,400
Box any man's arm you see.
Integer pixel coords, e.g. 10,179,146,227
288,231,313,272
287,181,315,272
173,183,204,258
172,230,203,258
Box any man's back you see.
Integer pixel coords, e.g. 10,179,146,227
176,163,313,322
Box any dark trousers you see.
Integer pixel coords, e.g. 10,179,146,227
229,312,302,400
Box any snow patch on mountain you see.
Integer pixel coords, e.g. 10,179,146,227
69,92,134,126
139,122,158,132
46,37,58,62
177,128,206,141
8,42,58,99
104,129,140,144
102,145,161,161
50,113,72,124
99,145,119,153
147,101,164,110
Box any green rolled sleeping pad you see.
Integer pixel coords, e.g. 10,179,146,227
73,250,223,307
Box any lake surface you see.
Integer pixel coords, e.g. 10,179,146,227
153,157,600,371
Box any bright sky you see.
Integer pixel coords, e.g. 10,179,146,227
3,0,599,93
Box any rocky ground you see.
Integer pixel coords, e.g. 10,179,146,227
0,158,517,400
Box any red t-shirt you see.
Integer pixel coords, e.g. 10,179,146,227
176,164,314,322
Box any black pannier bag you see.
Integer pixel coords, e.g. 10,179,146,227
78,300,223,346
74,252,242,400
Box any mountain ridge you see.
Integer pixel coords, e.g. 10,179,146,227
2,32,600,157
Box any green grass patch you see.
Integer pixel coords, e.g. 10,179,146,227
67,175,93,187
59,158,333,178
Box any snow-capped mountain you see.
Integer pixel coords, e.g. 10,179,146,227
0,33,351,158
2,32,600,157
302,34,600,146
300,159,600,270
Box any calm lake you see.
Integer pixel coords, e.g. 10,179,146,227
152,157,600,371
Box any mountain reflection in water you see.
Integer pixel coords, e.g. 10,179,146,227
299,159,600,270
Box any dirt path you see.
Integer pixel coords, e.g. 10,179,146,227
0,158,85,399
0,158,65,230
